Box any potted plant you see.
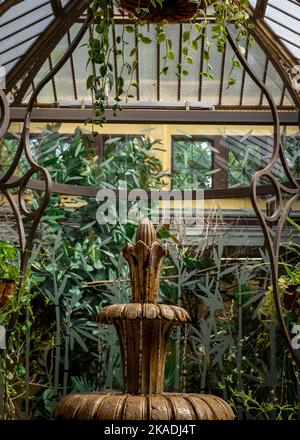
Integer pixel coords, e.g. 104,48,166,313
119,0,200,23
259,217,300,321
87,0,251,126
0,241,19,308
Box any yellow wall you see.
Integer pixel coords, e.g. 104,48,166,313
8,122,300,211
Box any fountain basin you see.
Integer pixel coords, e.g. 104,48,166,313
54,392,235,420
99,303,190,322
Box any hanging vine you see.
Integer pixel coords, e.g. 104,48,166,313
86,0,252,127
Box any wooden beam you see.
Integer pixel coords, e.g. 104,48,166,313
9,107,300,125
6,0,90,105
0,0,22,16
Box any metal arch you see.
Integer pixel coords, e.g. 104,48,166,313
0,15,92,274
0,0,22,16
227,30,300,368
6,0,91,106
249,6,300,108
0,89,10,139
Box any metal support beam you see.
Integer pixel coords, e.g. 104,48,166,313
249,8,300,108
253,0,268,18
0,0,22,16
2,172,300,201
6,0,90,105
50,0,63,17
9,107,299,125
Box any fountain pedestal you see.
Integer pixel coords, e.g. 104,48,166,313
54,219,234,420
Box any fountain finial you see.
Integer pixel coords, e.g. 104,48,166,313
123,218,168,304
136,217,156,246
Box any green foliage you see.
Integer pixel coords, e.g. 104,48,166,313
0,241,19,279
1,124,299,420
87,0,250,125
0,267,50,420
259,216,300,322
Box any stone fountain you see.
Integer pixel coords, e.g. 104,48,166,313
54,219,234,420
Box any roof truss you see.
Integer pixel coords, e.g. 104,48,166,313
249,2,300,108
3,0,300,109
6,0,91,105
0,0,22,16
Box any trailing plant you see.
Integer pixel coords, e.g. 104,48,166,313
87,0,252,125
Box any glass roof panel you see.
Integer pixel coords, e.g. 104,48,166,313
22,21,291,109
0,0,54,71
2,0,297,109
265,0,300,61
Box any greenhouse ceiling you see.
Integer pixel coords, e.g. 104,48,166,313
0,0,300,114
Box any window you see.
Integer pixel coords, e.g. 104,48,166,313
172,136,213,189
226,135,270,188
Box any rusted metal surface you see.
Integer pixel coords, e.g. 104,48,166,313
0,0,22,16
227,30,300,367
120,0,198,23
0,16,92,274
1,172,299,200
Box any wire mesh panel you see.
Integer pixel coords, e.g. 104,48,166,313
138,24,159,101
159,24,181,102
70,24,92,102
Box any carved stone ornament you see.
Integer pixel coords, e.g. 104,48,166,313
54,219,234,420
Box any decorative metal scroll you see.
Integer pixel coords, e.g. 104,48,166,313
0,12,299,368
227,31,300,367
0,16,92,275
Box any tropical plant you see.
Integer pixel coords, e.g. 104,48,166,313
259,216,300,322
0,241,19,280
1,124,300,420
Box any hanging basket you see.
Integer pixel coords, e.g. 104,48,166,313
120,0,201,23
0,278,14,309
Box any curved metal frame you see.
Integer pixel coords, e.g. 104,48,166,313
227,31,300,367
0,16,92,274
0,13,299,367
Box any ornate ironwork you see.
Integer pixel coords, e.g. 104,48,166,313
0,16,92,275
227,30,300,367
0,11,299,370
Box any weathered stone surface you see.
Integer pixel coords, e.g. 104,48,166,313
54,393,235,420
54,220,235,420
